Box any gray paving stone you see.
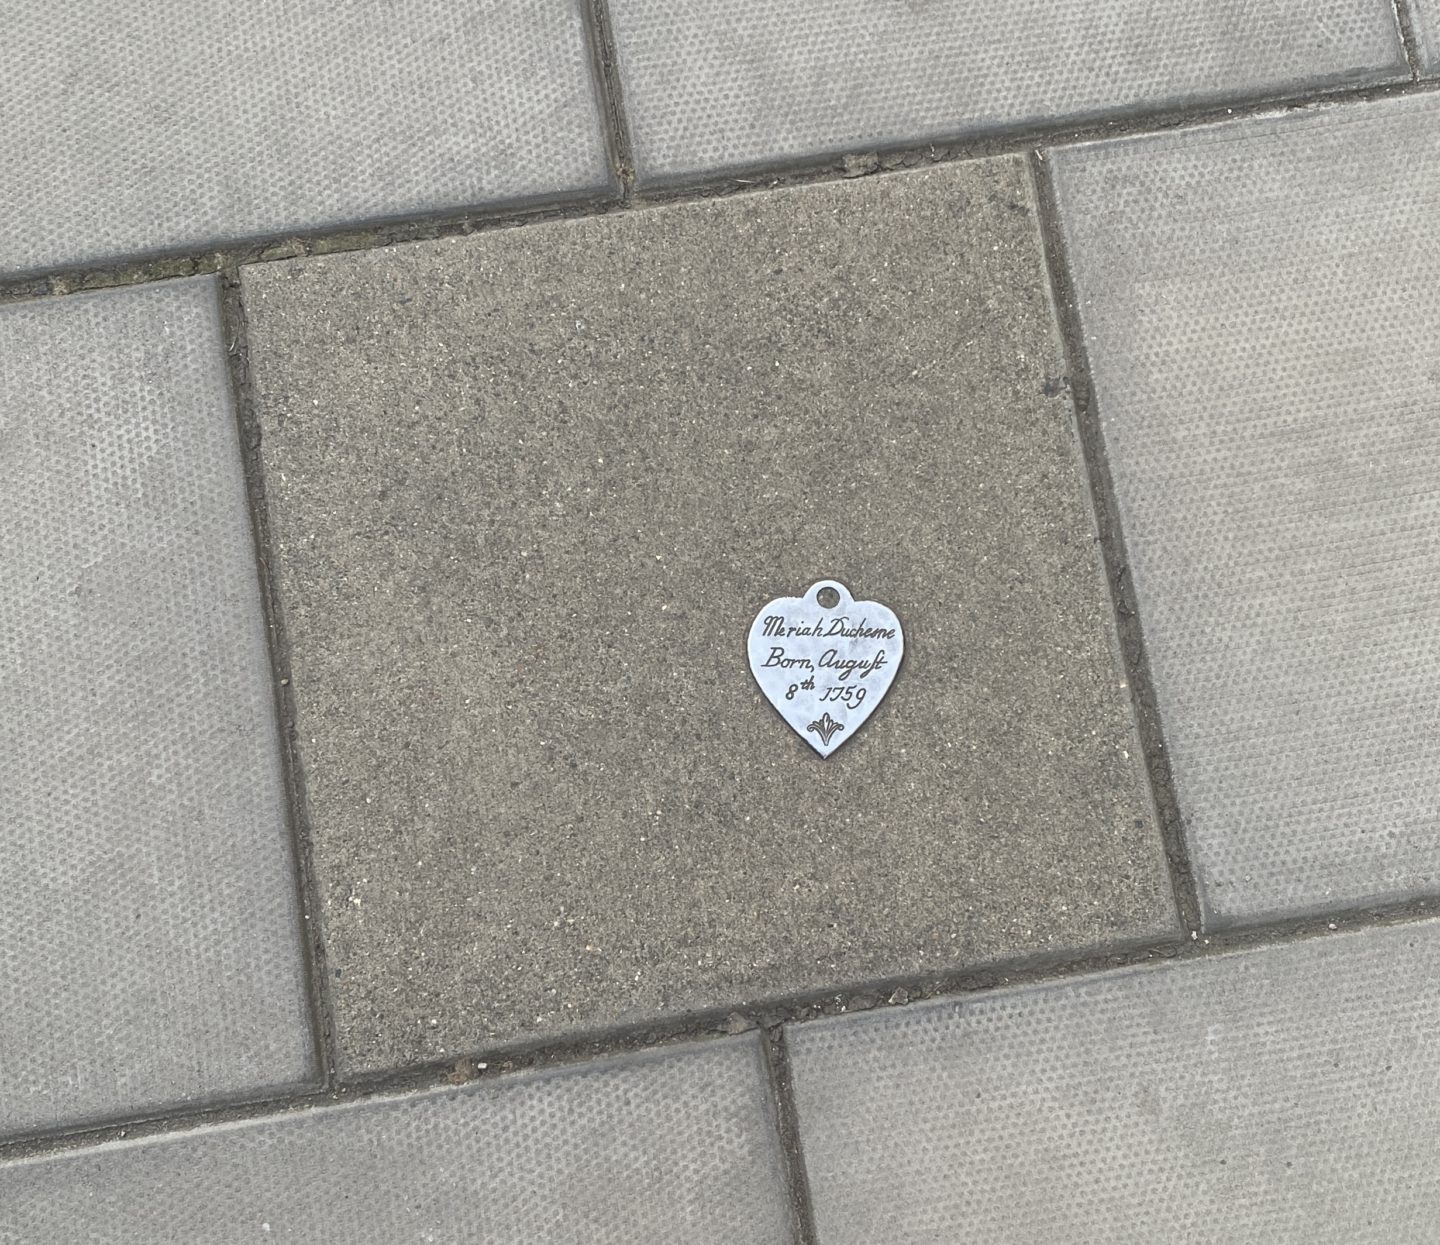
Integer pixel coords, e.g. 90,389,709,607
789,920,1440,1244
1050,94,1440,926
0,279,314,1140
0,1036,791,1244
240,157,1176,1075
1412,2,1440,71
0,1,611,277
606,0,1406,185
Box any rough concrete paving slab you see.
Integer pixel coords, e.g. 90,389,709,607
242,158,1176,1076
0,279,314,1141
0,1,611,278
0,1036,790,1245
241,155,1175,1070
789,920,1440,1245
1050,93,1440,926
606,0,1406,185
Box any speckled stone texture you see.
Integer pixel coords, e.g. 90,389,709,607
789,921,1440,1244
0,1037,792,1244
0,0,612,276
1051,93,1440,926
0,279,314,1141
606,0,1406,184
242,157,1175,1076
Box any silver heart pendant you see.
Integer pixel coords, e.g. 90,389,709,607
747,579,905,757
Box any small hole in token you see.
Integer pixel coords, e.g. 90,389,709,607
816,587,840,609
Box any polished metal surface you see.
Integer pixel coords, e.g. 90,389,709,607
747,580,904,757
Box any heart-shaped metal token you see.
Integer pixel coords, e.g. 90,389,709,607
747,579,904,757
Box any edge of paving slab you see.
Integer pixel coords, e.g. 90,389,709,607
582,0,638,197
1040,86,1440,932
783,912,1440,1061
0,273,326,1152
763,1030,823,1245
216,269,340,1088
3,81,1438,311
1393,0,1430,78
0,189,624,307
624,61,1412,193
0,1033,779,1170
9,895,1440,1163
1027,149,1203,936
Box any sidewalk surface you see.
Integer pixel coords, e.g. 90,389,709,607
2,2,1439,1241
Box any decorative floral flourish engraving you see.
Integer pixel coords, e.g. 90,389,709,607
749,580,904,757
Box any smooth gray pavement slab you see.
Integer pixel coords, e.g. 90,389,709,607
1051,94,1440,926
0,1036,791,1244
0,280,314,1140
241,158,1175,1075
0,1,611,277
789,920,1440,1244
606,0,1406,184
1412,1,1440,71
